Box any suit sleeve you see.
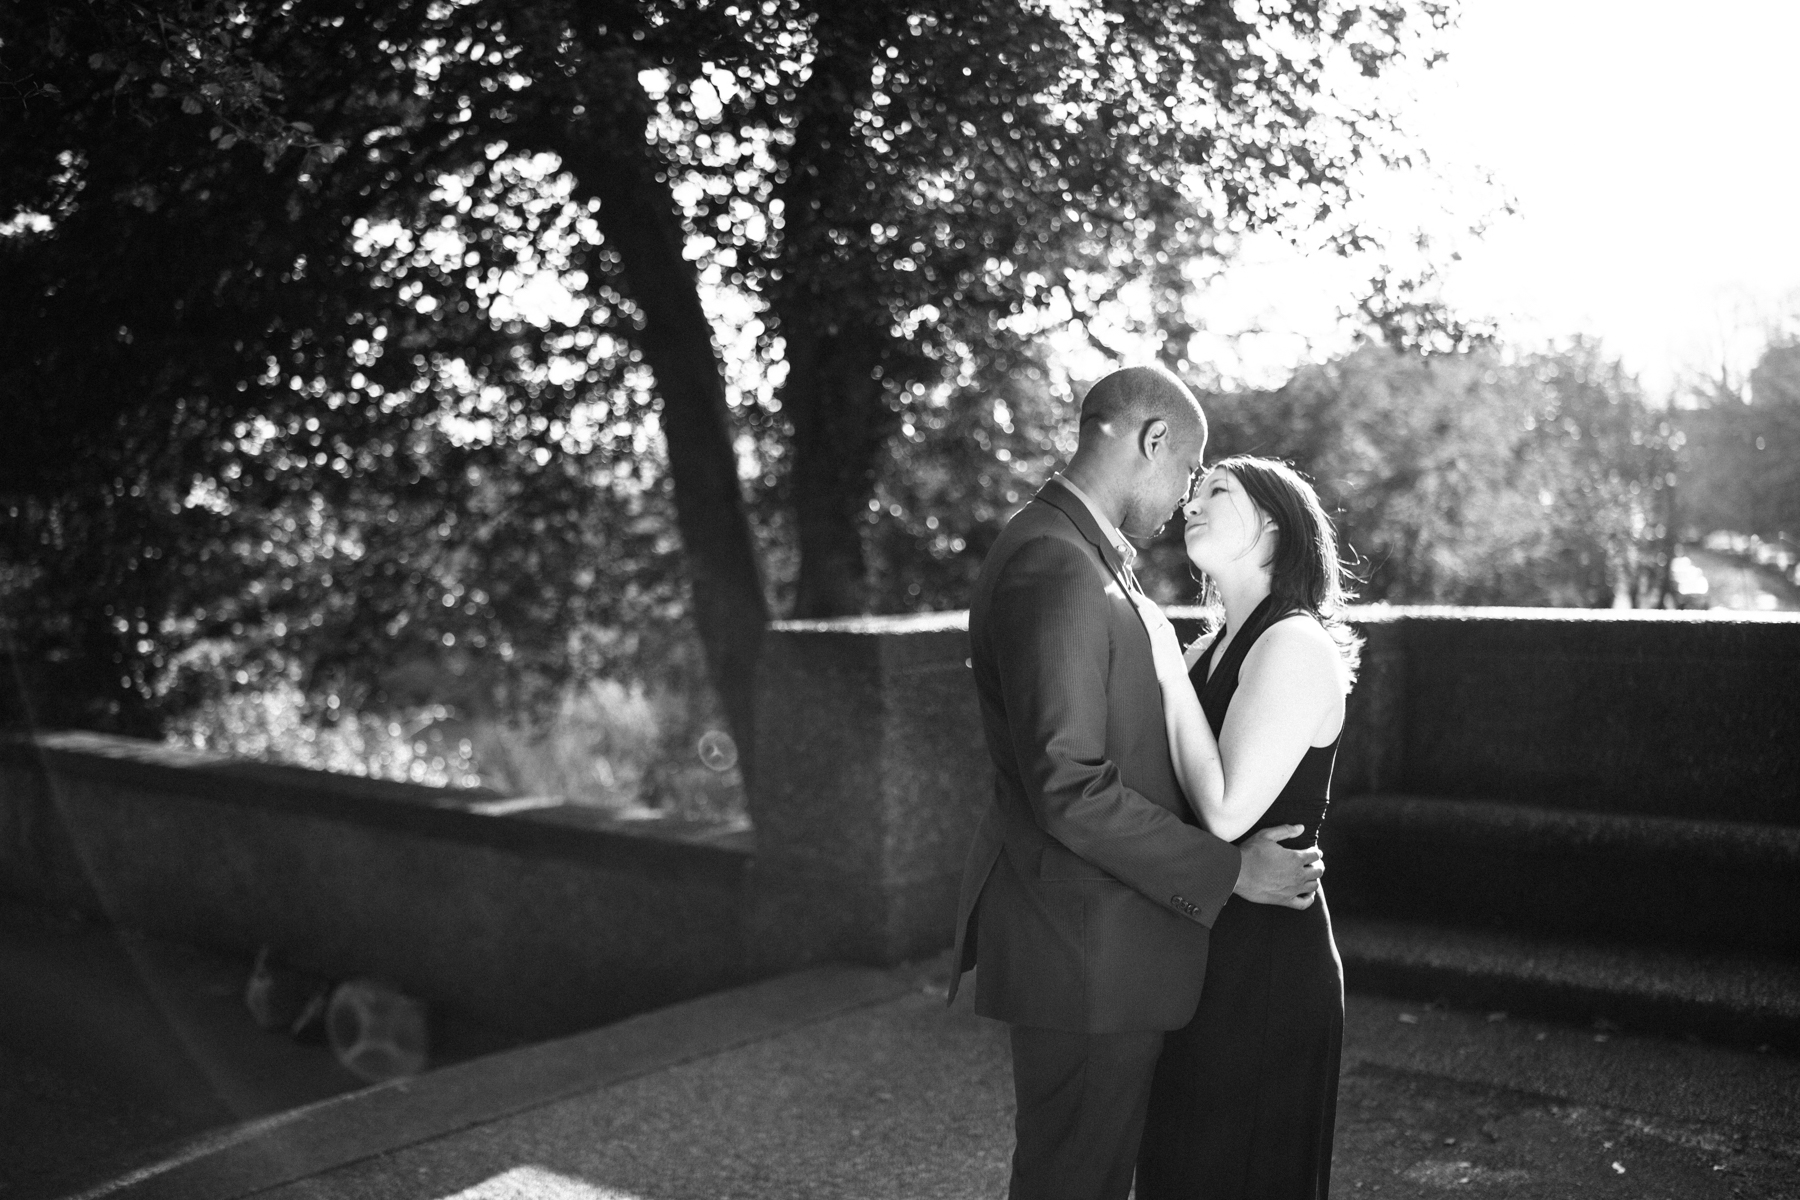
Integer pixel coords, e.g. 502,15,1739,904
990,534,1241,927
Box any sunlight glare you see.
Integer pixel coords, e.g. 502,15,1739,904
438,1164,653,1199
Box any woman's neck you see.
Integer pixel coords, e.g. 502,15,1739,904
1215,569,1273,634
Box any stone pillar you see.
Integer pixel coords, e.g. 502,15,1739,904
747,613,986,971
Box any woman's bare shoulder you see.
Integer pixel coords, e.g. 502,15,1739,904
1246,614,1347,690
1245,615,1346,680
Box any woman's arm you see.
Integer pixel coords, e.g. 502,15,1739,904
1133,598,1343,841
1206,619,1344,840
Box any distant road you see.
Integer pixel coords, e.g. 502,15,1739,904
1683,548,1800,612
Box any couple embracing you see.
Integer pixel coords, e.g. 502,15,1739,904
949,365,1359,1199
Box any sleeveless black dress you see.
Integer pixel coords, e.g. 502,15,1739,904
1135,595,1345,1200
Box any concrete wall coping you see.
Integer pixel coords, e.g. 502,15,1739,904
1332,604,1800,626
1,732,751,884
770,612,971,635
772,606,1800,633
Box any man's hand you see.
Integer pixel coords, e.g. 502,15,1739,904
1232,825,1323,909
1127,591,1188,685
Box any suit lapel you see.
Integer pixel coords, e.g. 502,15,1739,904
1035,477,1146,623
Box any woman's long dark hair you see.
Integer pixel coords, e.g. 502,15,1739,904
1199,455,1362,679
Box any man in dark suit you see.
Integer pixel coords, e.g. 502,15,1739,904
949,366,1324,1200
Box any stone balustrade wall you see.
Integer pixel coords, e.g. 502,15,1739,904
0,734,750,1040
3,607,1794,1038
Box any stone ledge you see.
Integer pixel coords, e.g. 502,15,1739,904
1358,604,1800,625
1,733,757,1038
3,732,751,882
1336,916,1800,1051
1176,603,1800,627
768,612,970,635
1330,794,1800,865
1324,795,1800,954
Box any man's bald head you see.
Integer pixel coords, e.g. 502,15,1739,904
1078,365,1207,448
1063,365,1210,540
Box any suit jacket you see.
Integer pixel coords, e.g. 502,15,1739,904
948,477,1242,1032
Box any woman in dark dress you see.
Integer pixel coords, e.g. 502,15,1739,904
1129,456,1361,1200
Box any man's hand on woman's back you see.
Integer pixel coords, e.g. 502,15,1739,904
1232,825,1323,909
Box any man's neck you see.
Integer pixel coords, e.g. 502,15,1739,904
1059,461,1130,532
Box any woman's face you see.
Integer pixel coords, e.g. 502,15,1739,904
1182,468,1272,576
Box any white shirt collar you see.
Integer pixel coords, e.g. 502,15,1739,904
1053,474,1137,566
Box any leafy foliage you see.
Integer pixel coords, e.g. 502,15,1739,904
864,351,1080,613
1677,337,1800,541
1,1,667,732
1167,340,1681,607
705,0,1457,611
2,0,1459,745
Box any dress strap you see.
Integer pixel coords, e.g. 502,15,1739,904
1191,631,1221,683
1199,595,1274,697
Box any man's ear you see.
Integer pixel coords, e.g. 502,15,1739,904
1139,417,1170,462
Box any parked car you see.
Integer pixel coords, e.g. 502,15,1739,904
1670,555,1710,609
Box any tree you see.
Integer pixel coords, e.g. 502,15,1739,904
2,0,1455,762
1743,339,1800,536
1676,335,1800,541
1186,341,1677,607
1518,340,1679,606
460,0,1455,618
864,349,1079,614
1,1,670,731
731,1,1454,614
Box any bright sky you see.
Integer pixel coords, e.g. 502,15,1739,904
1181,0,1800,397
490,2,1799,405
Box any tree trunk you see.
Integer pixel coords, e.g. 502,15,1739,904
765,32,900,619
778,320,897,618
540,63,768,785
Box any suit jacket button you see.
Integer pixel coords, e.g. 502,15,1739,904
1171,894,1184,906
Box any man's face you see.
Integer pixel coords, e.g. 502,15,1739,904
1122,424,1207,539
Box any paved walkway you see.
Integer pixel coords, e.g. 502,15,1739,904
64,955,1800,1200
